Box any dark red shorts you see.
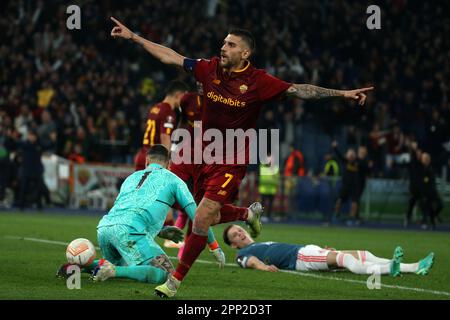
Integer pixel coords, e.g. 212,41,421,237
193,164,247,205
134,147,148,171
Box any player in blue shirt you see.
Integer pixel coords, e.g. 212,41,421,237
57,145,225,286
223,225,434,276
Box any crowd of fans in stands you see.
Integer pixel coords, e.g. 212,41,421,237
1,0,449,202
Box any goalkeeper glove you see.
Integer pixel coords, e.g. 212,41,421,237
209,240,226,268
158,226,184,243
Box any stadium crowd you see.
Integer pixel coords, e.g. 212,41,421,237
1,1,449,210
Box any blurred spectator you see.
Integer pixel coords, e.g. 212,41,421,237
17,130,50,210
0,0,448,177
63,126,91,162
419,153,443,230
37,110,57,153
368,123,389,177
67,144,86,164
424,109,447,172
37,82,55,109
283,146,305,204
323,153,339,178
356,145,371,221
0,118,12,208
385,125,406,177
258,154,280,222
332,141,361,225
404,141,423,227
284,146,305,177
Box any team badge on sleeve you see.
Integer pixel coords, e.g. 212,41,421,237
236,256,248,268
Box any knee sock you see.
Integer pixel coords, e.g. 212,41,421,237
400,263,419,273
173,232,207,281
358,251,390,264
337,252,391,275
218,204,248,223
186,220,192,237
175,211,189,230
358,251,418,273
115,265,167,284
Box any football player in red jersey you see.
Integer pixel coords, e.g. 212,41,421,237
111,17,373,298
134,80,188,171
171,83,261,258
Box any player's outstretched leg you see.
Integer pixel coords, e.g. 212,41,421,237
214,202,263,238
390,246,403,277
56,259,103,279
155,198,220,298
416,252,434,275
336,252,392,275
335,248,404,277
92,259,168,284
154,274,181,298
357,251,390,264
246,202,263,238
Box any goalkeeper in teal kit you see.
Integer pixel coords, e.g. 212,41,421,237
76,145,224,285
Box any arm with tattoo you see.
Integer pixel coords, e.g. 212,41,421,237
286,84,374,105
286,84,344,99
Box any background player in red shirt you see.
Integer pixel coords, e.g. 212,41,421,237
170,85,203,238
134,81,188,238
134,80,188,171
110,17,373,298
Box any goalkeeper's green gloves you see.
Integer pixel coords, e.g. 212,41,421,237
158,226,184,243
209,240,226,268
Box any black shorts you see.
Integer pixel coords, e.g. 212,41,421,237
339,184,360,202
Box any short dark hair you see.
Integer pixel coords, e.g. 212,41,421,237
228,28,256,53
222,224,235,246
147,144,169,162
165,80,189,96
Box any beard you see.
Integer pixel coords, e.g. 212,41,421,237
220,55,233,68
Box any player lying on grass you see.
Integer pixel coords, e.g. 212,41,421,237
57,144,225,285
223,225,435,276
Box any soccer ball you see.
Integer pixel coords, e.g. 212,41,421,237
66,238,96,266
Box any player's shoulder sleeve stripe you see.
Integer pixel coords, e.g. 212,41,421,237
156,199,175,207
236,255,249,268
183,58,202,73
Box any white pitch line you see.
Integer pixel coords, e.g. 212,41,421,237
4,235,450,298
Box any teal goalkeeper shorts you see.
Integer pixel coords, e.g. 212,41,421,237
97,224,165,266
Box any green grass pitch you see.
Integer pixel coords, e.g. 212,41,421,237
0,211,449,300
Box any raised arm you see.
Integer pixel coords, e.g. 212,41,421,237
110,17,185,67
286,84,374,106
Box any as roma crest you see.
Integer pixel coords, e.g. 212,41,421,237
239,84,248,93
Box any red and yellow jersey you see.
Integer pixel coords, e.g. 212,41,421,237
184,57,291,164
142,102,176,147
